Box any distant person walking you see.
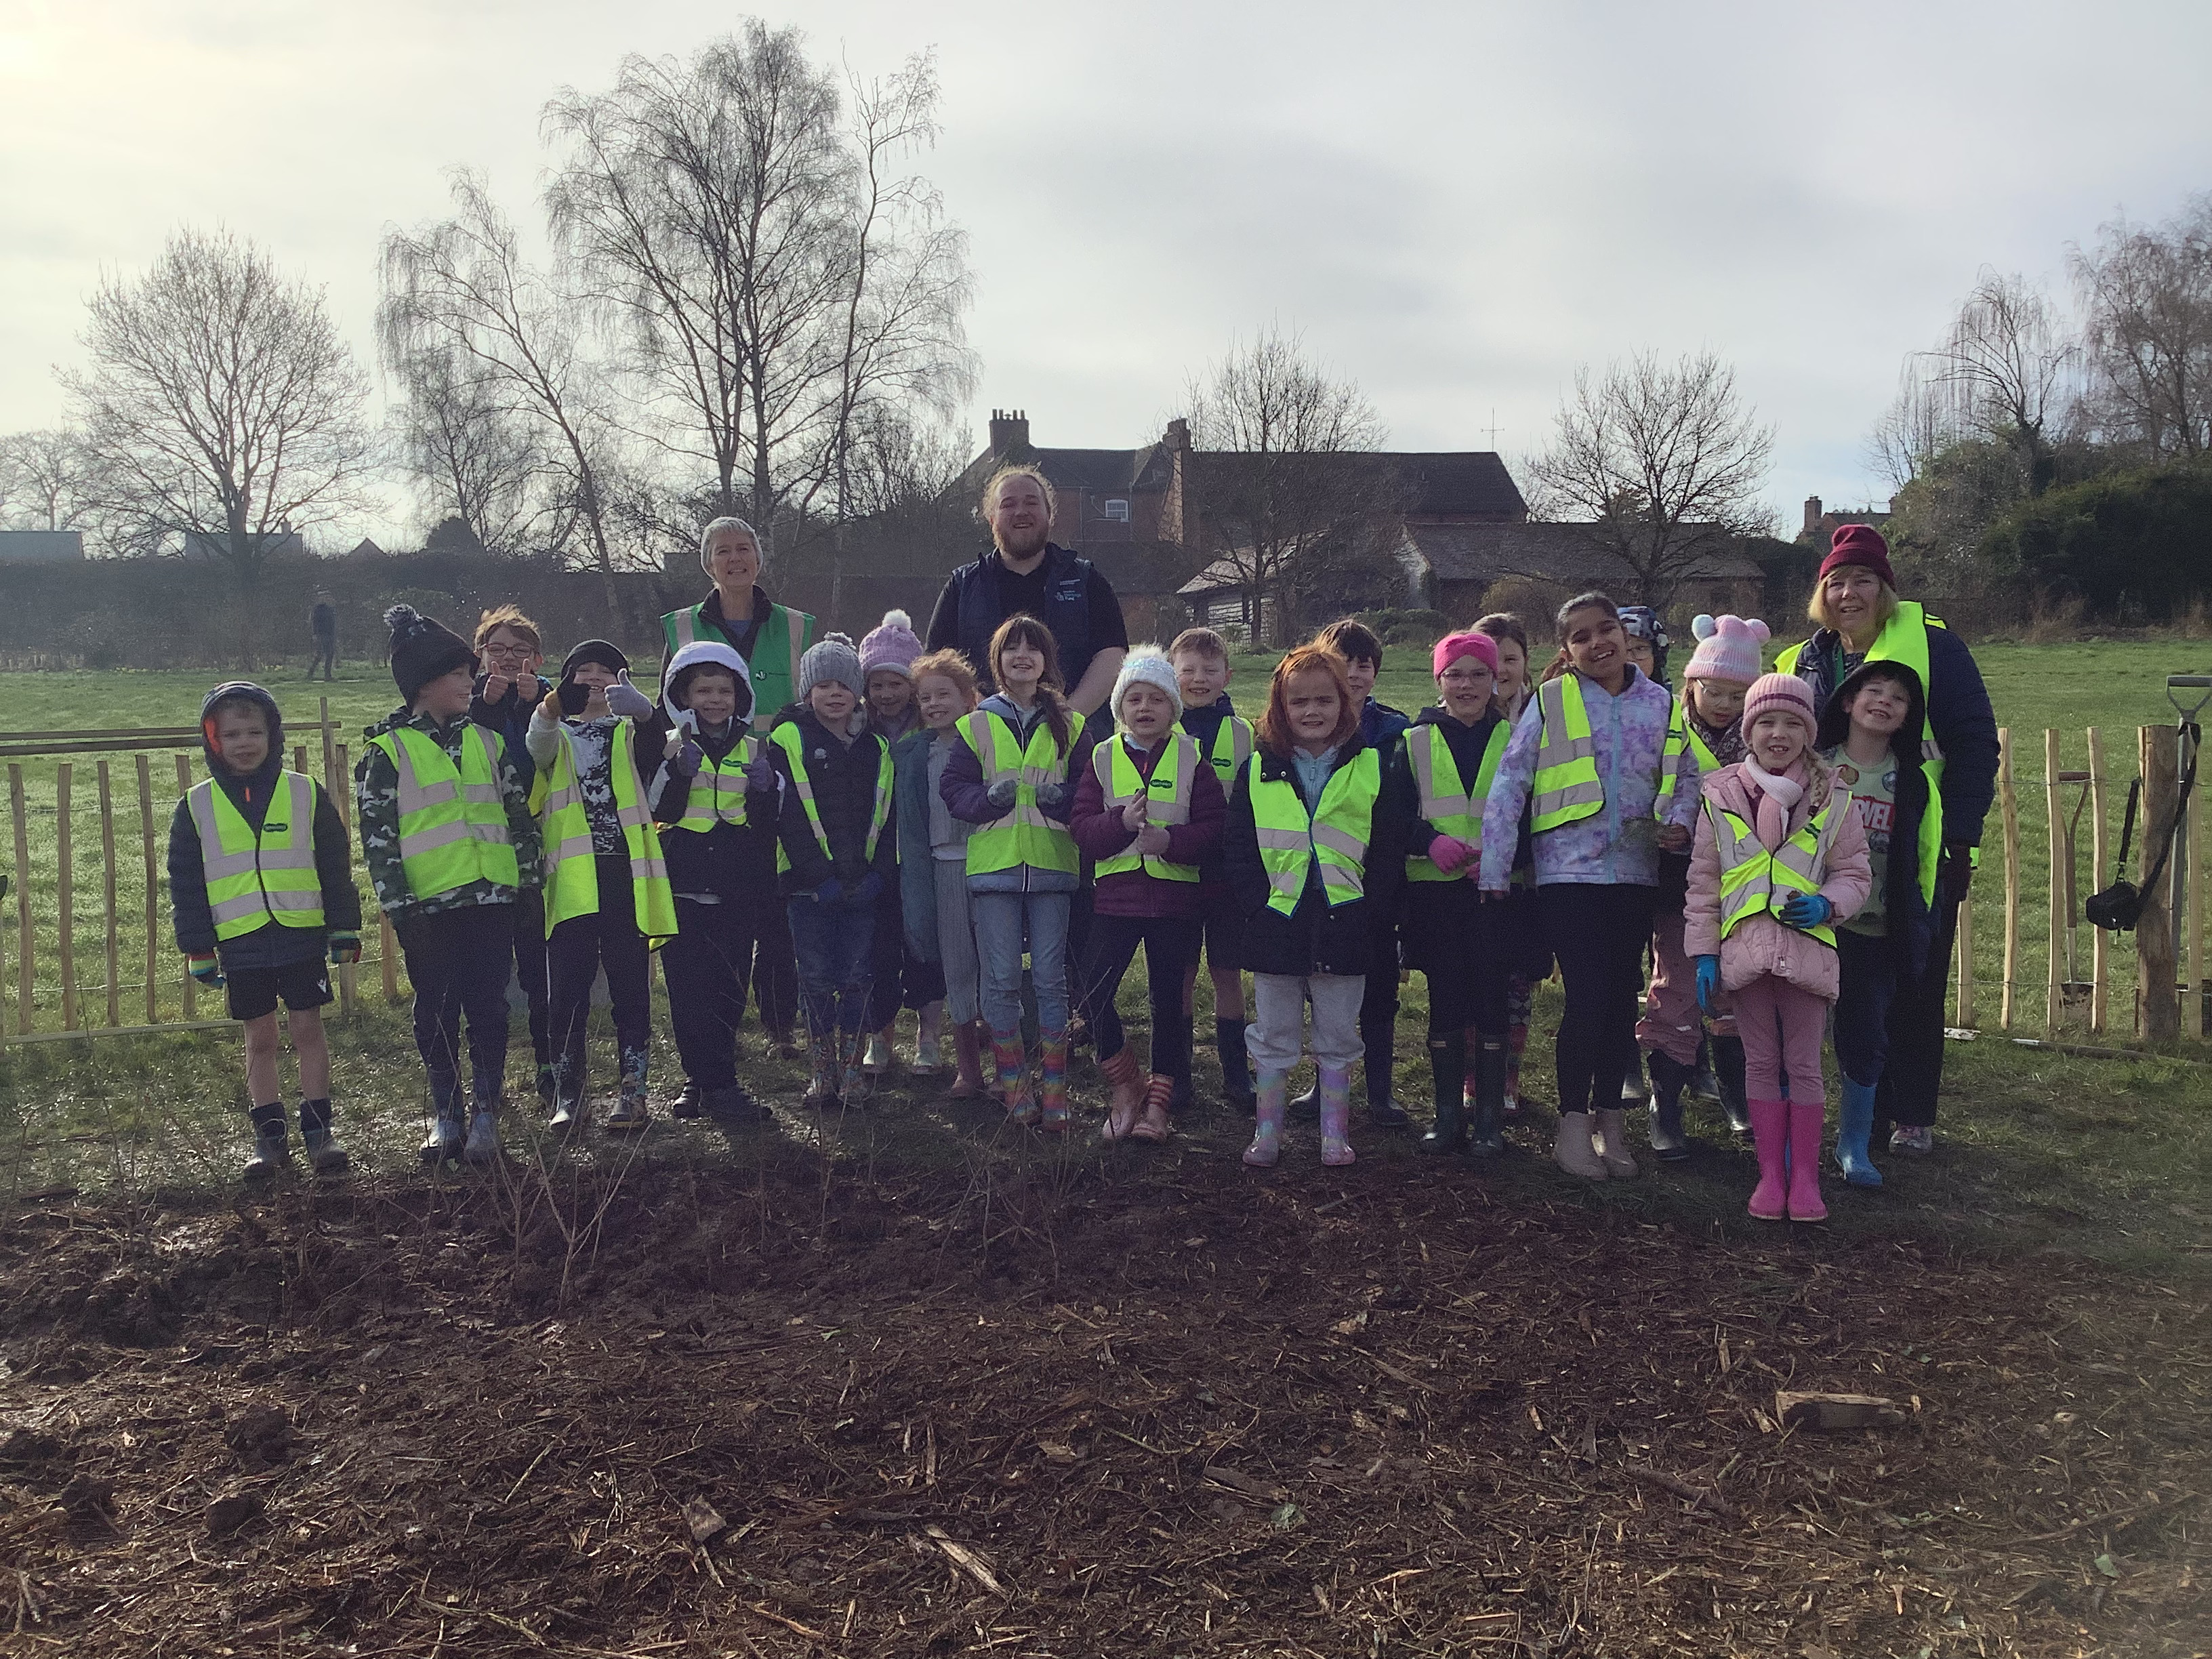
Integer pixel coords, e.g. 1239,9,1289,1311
308,591,338,681
924,466,1128,715
1774,525,1998,1158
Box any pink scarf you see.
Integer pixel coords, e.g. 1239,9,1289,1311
1742,758,1811,852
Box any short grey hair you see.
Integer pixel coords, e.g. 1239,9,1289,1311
698,516,767,576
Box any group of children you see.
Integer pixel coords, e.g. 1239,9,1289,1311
170,573,1935,1224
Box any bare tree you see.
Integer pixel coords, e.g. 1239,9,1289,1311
387,347,574,557
1185,327,1398,647
0,428,97,533
379,171,628,608
61,228,374,579
541,26,973,536
2070,196,2212,462
1525,350,1776,609
1922,270,2078,497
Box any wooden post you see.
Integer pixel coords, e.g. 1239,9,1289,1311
1999,729,2020,1031
2140,724,2181,1042
174,754,197,1019
320,696,336,802
2088,727,2110,1035
291,743,308,777
137,754,157,1025
2045,729,2064,1031
7,764,27,1034
98,760,119,1030
2192,729,2206,1038
56,762,75,1031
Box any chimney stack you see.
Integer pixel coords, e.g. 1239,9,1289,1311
1803,495,1823,536
1164,416,1190,451
988,408,1031,455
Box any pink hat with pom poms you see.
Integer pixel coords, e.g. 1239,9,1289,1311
1682,614,1769,686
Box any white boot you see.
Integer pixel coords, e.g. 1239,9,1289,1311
1553,1111,1610,1180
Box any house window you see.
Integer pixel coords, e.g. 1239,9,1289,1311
1101,498,1129,522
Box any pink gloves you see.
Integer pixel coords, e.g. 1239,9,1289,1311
1428,834,1479,876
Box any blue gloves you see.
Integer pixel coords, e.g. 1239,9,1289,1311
857,871,885,903
1779,893,1833,930
813,878,844,906
985,777,1019,811
670,739,703,778
1694,955,1720,1013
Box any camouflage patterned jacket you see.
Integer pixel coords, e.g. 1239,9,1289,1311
354,708,543,921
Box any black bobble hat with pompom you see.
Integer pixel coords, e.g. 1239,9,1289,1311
384,604,476,704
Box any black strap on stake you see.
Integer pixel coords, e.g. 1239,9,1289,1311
2087,718,2200,931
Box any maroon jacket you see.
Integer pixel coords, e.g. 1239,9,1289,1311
1070,732,1228,918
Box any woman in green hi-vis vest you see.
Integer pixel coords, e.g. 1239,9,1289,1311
659,518,818,729
658,515,818,1059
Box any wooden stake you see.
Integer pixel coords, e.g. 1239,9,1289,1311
98,760,119,1030
2088,727,2109,1035
292,743,308,776
333,739,355,1012
2140,724,2181,1043
137,754,157,1024
56,762,75,1031
6,763,25,1035
2192,729,2206,1038
2045,730,2064,1030
1999,728,2020,1032
321,695,336,802
174,754,197,1020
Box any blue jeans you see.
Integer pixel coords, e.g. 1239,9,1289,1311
972,890,1071,1038
785,894,877,1038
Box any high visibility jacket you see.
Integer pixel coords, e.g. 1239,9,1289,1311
1707,793,1845,949
1403,720,1509,882
188,772,325,940
533,721,676,944
662,599,814,721
959,706,1086,878
1775,602,1948,905
771,722,893,867
1197,714,1253,787
1092,732,1202,883
668,735,765,835
365,725,520,901
1248,747,1381,916
1530,673,1687,832
1667,700,1721,777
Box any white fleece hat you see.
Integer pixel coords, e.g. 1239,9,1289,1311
1111,646,1183,728
660,640,753,721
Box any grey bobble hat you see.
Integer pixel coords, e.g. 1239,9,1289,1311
798,632,863,700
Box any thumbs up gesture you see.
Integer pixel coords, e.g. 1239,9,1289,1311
603,670,654,721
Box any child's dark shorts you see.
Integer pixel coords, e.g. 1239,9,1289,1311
226,958,334,1023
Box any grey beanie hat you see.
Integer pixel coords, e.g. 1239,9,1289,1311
797,632,863,700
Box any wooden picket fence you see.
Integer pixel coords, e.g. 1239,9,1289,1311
0,698,407,1043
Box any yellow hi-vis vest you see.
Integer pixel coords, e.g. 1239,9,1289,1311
1403,720,1509,882
366,724,520,901
1530,672,1688,833
188,772,324,940
1708,792,1845,950
1248,747,1380,916
669,733,765,835
1092,733,1201,883
1773,602,1948,905
532,721,676,944
770,722,893,868
959,705,1086,878
1197,713,1253,787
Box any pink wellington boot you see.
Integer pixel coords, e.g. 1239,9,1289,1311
1746,1098,1789,1221
1317,1065,1357,1167
1786,1099,1828,1223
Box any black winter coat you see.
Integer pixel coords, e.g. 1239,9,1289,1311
770,708,897,898
1222,733,1401,977
649,719,779,906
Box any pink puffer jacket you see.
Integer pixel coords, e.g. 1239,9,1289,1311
1684,761,1871,1002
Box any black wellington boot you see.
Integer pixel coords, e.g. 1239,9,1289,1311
1645,1051,1694,1161
1469,1039,1509,1158
1711,1035,1751,1139
1418,1030,1467,1155
1214,1017,1256,1114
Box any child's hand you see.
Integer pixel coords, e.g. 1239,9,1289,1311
328,932,361,966
483,672,510,704
1135,823,1172,857
1694,955,1720,1012
813,877,844,906
857,871,886,903
531,691,561,726
744,746,777,791
1656,823,1691,853
187,951,224,989
985,777,1019,811
603,672,654,721
1778,893,1832,930
1034,779,1065,808
1121,796,1148,832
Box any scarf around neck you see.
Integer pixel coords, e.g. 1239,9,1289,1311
1743,759,1809,851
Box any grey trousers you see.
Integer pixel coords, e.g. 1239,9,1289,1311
932,857,983,1026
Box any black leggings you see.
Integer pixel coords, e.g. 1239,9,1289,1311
1540,883,1658,1117
399,904,512,1090
663,896,760,1090
1079,914,1201,1082
548,856,654,1080
1879,887,1961,1130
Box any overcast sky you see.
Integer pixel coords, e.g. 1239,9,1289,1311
3,0,2207,544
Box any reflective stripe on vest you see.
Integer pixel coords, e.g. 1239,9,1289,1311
770,723,893,867
367,725,519,901
188,772,324,939
1092,732,1201,883
1199,714,1253,785
1528,674,1604,832
535,722,676,943
1707,794,1843,949
960,705,1086,878
670,735,762,834
1774,600,1947,904
1404,720,1509,882
1653,700,1699,815
1248,747,1380,916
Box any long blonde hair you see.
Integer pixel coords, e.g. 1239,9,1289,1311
1807,578,1900,637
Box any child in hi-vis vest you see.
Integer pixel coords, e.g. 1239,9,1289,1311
358,606,541,1165
527,639,674,1134
1385,632,1514,1156
1471,611,1547,1122
1221,644,1397,1169
940,615,1092,1130
1172,626,1256,1113
171,681,361,1179
1686,674,1870,1223
1070,647,1227,1141
649,640,781,1122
